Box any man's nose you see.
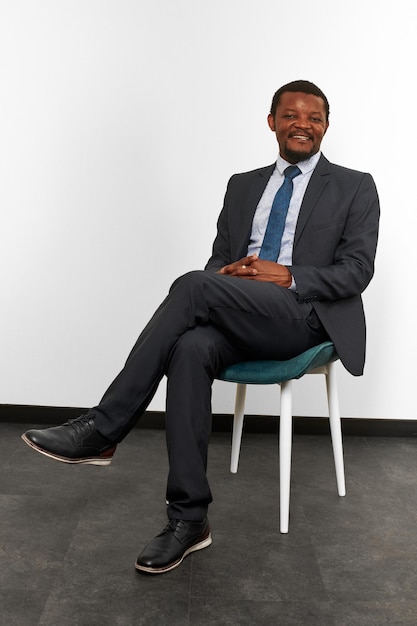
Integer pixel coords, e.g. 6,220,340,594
294,117,311,128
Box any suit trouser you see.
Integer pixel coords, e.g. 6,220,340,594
89,270,328,521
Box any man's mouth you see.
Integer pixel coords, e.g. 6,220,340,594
290,134,311,142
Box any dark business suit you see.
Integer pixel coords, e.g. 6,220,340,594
206,154,380,375
91,154,379,521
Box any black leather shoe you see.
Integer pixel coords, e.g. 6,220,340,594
21,415,117,465
135,517,212,574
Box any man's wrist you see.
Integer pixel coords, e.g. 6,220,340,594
286,268,296,291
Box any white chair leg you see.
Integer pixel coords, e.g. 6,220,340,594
230,383,247,473
326,362,346,497
279,380,293,533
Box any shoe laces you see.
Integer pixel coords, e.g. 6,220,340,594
65,414,93,436
164,519,182,532
160,519,186,537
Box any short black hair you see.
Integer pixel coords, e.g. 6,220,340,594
270,80,330,121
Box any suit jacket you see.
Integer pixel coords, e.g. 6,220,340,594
205,154,380,375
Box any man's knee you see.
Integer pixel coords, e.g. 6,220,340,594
167,326,227,374
169,270,208,294
170,326,220,359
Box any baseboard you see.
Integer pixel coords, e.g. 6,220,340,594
1,404,416,437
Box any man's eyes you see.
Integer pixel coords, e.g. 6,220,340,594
283,114,323,123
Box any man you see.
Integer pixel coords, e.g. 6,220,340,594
21,80,380,574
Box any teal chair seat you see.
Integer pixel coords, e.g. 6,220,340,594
217,341,346,533
219,341,338,384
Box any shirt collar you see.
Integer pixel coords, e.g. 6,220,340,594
276,151,321,176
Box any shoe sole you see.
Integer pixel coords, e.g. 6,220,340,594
135,532,212,574
21,434,115,466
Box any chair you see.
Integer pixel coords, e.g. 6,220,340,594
217,341,346,533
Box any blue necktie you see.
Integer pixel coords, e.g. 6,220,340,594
259,165,301,261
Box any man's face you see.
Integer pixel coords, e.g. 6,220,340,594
268,91,329,164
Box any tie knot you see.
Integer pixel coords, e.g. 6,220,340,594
284,165,301,180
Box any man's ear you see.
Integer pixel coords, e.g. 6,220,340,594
267,113,275,132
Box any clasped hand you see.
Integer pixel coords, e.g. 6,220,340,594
218,254,292,288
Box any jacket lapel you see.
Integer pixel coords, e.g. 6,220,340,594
294,154,330,247
237,163,275,258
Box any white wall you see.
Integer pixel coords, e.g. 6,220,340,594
0,0,415,419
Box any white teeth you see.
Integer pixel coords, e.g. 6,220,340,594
293,135,309,140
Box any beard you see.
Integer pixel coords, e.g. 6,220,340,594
284,146,317,163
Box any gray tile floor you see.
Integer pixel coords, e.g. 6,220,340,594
1,421,416,625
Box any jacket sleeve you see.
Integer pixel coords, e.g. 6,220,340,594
204,174,238,272
290,172,380,302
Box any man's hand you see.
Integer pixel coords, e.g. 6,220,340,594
218,254,292,288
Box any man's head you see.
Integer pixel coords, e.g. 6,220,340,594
268,80,329,164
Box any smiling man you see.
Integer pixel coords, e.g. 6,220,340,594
21,80,380,574
270,89,329,162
